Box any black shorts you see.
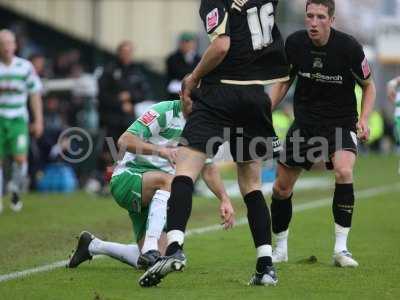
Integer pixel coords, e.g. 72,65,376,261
181,84,280,162
278,122,358,170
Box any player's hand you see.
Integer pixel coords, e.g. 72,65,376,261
181,73,199,103
121,101,134,114
357,118,370,142
30,120,44,139
118,91,131,102
219,197,235,230
159,147,179,167
387,83,397,104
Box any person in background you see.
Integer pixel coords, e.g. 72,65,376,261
166,32,201,99
29,53,50,79
0,29,43,213
98,40,153,142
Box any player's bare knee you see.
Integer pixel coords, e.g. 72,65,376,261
158,174,173,191
239,184,260,197
334,166,353,182
273,182,293,199
14,156,27,165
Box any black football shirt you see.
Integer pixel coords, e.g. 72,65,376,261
286,29,372,127
199,0,289,85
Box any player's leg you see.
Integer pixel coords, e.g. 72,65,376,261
89,171,173,269
237,160,277,286
9,118,29,212
83,229,169,269
9,154,27,212
164,146,206,254
68,170,166,269
68,230,142,268
138,171,172,263
139,83,228,287
139,147,207,287
331,149,359,267
270,162,302,262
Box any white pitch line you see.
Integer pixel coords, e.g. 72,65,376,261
1,183,399,283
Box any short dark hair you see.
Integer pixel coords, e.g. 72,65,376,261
306,0,335,17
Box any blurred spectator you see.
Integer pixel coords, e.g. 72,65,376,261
29,53,51,78
98,40,153,141
10,22,42,59
53,49,82,78
166,32,200,99
39,94,66,161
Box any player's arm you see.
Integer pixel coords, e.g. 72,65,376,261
270,35,297,110
182,36,230,102
27,64,44,139
191,36,230,83
118,105,177,164
182,1,230,100
118,133,176,164
350,43,376,141
29,93,44,139
358,79,376,141
270,79,293,111
201,163,235,229
387,76,400,104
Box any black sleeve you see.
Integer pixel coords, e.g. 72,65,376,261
97,65,124,127
128,69,153,104
166,54,178,82
285,35,298,79
349,39,372,86
98,65,121,111
199,0,229,41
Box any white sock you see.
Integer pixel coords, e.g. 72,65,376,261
334,223,350,253
142,190,170,254
167,230,185,247
257,245,272,258
10,162,28,194
88,238,140,268
274,229,289,254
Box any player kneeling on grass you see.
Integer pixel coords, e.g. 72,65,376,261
67,98,235,270
269,0,376,267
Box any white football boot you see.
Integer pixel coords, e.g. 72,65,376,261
333,250,359,268
10,193,23,212
272,250,288,263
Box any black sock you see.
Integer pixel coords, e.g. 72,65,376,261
256,256,272,273
244,190,272,248
166,175,194,233
332,183,354,227
165,242,182,256
271,194,293,234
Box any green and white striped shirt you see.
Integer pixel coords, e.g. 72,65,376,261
0,56,42,119
113,100,186,176
396,92,400,118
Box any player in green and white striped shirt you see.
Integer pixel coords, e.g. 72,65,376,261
387,76,400,147
0,29,43,213
67,99,235,270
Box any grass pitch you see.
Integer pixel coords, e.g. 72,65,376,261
0,154,399,299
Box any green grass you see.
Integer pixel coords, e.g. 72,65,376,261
0,154,399,299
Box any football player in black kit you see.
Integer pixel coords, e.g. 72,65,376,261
139,0,289,287
269,0,376,268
